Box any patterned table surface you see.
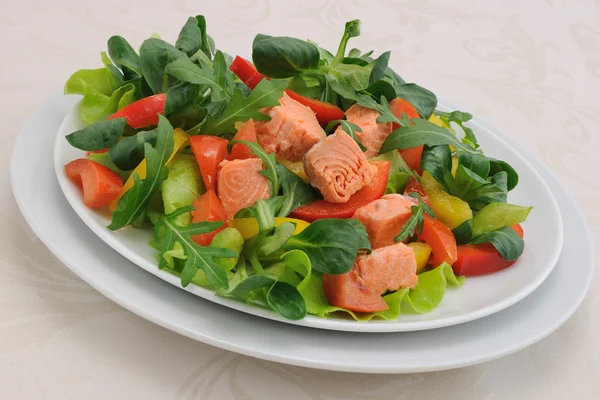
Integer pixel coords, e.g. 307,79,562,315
1,1,599,398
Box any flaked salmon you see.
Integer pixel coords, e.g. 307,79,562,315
323,242,418,312
353,194,415,249
217,158,270,219
344,104,392,158
255,92,326,162
303,129,376,203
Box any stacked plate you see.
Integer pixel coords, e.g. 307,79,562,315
11,92,594,373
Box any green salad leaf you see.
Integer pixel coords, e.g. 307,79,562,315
161,154,204,226
489,158,519,191
276,163,316,217
210,227,244,271
325,119,366,151
139,38,187,94
385,172,410,194
87,151,131,181
108,127,158,170
283,219,359,274
469,225,525,261
153,206,237,287
107,36,143,80
267,281,307,320
435,110,478,148
164,82,200,116
175,15,211,58
232,140,279,195
66,118,125,151
109,115,174,230
472,203,532,237
79,82,136,124
393,83,437,119
165,56,229,101
395,193,435,242
64,67,119,97
345,218,372,253
252,34,321,78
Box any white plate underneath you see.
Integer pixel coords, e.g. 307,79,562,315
11,92,594,373
51,97,563,333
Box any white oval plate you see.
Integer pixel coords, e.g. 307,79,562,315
13,92,592,372
53,99,563,333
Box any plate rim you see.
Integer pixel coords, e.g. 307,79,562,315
52,97,564,333
10,92,594,373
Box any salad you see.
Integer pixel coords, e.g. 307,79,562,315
62,16,532,321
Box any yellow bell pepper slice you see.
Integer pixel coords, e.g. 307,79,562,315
228,217,310,240
451,156,458,177
421,171,472,230
110,128,189,210
277,158,309,183
428,114,444,127
408,242,432,274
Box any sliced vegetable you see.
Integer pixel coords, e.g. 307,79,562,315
65,159,123,208
289,160,390,222
454,224,524,276
189,135,228,191
472,203,532,237
226,119,258,160
389,97,419,129
191,189,228,246
108,93,166,129
227,217,309,240
229,56,265,89
420,171,472,230
418,215,458,267
408,242,432,273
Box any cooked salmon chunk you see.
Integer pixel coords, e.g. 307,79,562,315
255,92,326,162
303,130,377,203
217,158,270,219
345,104,392,158
323,242,418,312
353,194,415,249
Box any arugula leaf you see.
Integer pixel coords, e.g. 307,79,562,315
108,115,174,230
238,197,283,233
201,78,286,134
252,34,320,78
368,51,390,85
153,206,237,287
276,163,316,217
395,193,435,242
380,118,480,155
472,203,532,237
435,110,478,148
66,118,125,151
139,38,187,94
267,281,307,320
108,127,158,170
325,119,366,151
469,225,525,261
489,158,519,191
394,83,437,119
165,57,228,101
283,219,359,274
107,36,142,80
232,140,279,195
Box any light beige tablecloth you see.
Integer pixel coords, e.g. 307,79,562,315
1,1,599,398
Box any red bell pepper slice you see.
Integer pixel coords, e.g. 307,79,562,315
191,190,228,246
403,177,431,206
229,56,344,126
189,135,229,192
65,159,123,208
226,119,259,161
418,214,458,267
453,224,524,276
389,97,423,173
289,161,390,222
108,93,166,129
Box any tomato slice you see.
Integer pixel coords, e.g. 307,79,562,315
289,161,390,222
65,159,123,208
226,119,258,160
399,146,424,174
284,90,344,126
108,94,166,129
191,190,228,246
418,214,458,267
229,56,344,126
453,224,524,276
389,97,423,173
189,135,229,192
403,177,431,206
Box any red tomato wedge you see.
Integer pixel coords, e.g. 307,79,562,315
191,190,228,246
418,214,458,267
189,135,229,192
229,56,344,126
226,119,258,161
108,93,166,129
322,270,389,312
65,159,123,208
284,90,345,126
453,224,524,276
289,161,390,222
389,97,423,173
403,177,431,206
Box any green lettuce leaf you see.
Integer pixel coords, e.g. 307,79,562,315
161,154,205,226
